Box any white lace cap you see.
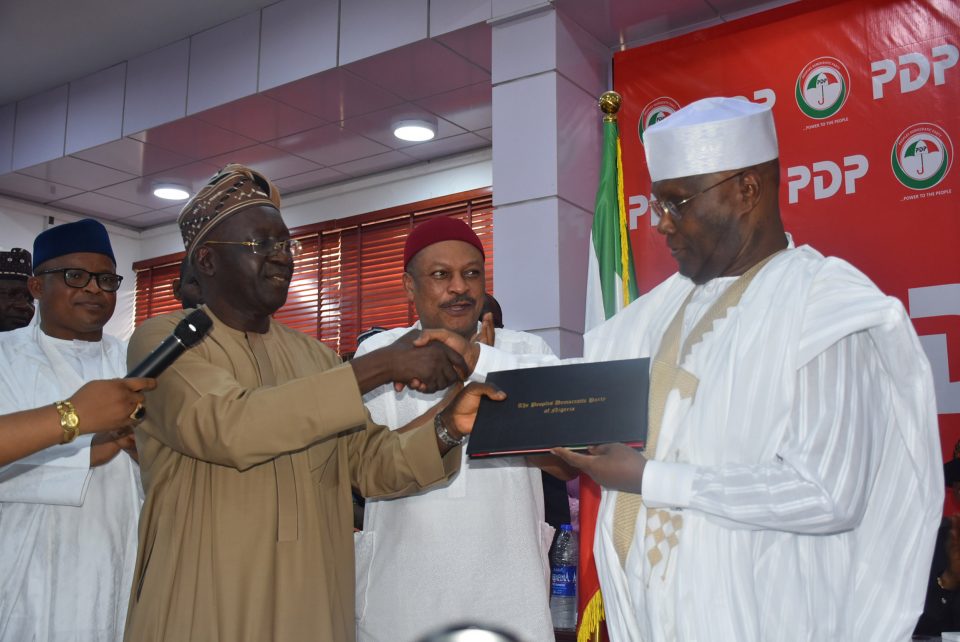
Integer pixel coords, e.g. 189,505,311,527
644,97,778,182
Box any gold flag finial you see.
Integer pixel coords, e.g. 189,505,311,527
598,91,622,123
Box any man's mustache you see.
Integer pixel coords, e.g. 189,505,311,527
440,295,476,309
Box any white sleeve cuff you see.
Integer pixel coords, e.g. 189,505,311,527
473,344,517,380
641,460,698,509
0,437,93,506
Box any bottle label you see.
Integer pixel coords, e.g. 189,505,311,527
551,565,577,597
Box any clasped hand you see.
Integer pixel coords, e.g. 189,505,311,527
350,314,495,395
551,443,647,494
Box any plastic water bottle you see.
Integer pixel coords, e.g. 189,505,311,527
550,523,578,631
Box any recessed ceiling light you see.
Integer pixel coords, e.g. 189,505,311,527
153,184,190,200
393,118,437,142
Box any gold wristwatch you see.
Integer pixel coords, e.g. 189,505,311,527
54,400,80,444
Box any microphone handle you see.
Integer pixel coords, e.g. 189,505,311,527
127,335,187,378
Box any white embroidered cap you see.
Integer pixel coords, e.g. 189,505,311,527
644,96,779,182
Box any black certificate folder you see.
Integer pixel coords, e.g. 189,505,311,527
466,358,649,458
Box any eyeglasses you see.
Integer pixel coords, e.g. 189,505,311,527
650,171,745,223
35,268,123,292
204,238,303,257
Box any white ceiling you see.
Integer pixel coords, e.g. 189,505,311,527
0,0,795,231
0,0,278,106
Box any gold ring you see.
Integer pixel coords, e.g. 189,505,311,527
130,403,145,422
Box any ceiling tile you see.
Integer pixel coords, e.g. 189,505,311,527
130,117,258,160
346,38,489,102
0,173,82,202
400,132,489,160
430,0,492,38
19,156,136,190
208,144,323,180
713,0,799,19
332,150,418,177
435,22,491,72
553,0,717,48
415,82,491,131
342,105,466,149
117,207,183,229
95,160,220,209
194,94,328,143
273,124,391,166
49,191,149,220
70,138,193,176
265,68,406,123
273,167,349,194
339,0,429,65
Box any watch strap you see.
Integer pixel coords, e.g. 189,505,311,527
434,412,465,447
54,400,80,444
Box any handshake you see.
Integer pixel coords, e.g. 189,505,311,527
349,313,495,395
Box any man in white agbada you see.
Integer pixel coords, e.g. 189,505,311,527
478,97,942,641
354,217,564,642
0,219,143,642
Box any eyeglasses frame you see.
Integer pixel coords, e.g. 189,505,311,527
650,170,747,223
204,238,303,258
34,268,124,292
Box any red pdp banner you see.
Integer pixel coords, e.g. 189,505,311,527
614,0,960,504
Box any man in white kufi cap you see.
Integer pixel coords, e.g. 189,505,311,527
543,97,942,641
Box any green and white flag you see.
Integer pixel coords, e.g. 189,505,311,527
585,108,639,332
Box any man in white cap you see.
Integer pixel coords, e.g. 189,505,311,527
477,97,941,641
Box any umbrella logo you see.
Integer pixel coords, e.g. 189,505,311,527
639,97,681,145
795,57,850,120
891,123,953,190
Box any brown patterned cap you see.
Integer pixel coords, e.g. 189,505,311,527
177,164,282,257
0,248,32,280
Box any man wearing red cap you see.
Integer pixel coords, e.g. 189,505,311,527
355,216,565,642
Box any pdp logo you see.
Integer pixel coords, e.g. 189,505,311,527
795,57,851,120
891,123,953,191
638,97,680,144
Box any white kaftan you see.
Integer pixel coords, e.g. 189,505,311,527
470,244,941,642
354,323,557,642
0,325,142,642
586,246,942,642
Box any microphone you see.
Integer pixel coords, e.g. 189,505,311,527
127,309,213,378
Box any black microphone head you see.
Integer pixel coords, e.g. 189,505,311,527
173,309,213,348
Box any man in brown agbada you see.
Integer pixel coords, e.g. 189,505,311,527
124,165,500,641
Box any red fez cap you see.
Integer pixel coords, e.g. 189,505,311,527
403,217,485,269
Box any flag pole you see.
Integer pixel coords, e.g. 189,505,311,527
579,89,632,642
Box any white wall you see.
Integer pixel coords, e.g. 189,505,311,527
2,149,492,340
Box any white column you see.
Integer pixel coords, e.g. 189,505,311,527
490,5,609,357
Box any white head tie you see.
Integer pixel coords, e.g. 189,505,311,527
644,97,778,182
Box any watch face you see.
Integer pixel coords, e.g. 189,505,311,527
65,413,79,428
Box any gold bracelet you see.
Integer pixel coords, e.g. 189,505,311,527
54,400,80,444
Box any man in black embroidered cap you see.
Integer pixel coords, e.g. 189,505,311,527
0,218,143,640
0,248,35,331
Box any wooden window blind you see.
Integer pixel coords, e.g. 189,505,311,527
133,252,186,327
133,188,493,356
